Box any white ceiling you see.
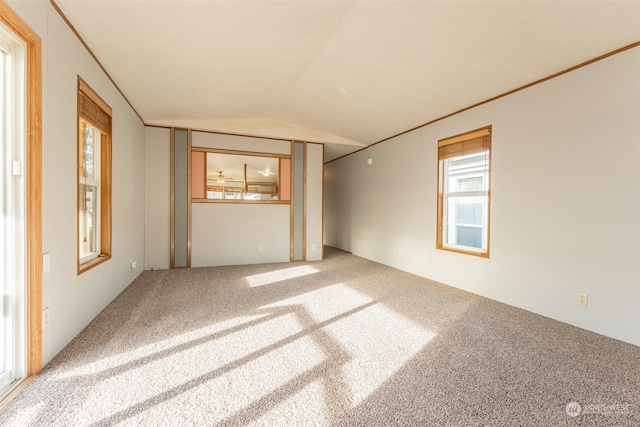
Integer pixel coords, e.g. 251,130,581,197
54,0,640,161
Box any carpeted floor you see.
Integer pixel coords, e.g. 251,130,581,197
1,247,639,426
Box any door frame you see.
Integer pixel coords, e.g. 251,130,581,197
0,0,42,408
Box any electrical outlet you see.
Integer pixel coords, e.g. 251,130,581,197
43,307,50,328
258,245,263,253
577,292,588,307
43,252,51,273
312,243,317,251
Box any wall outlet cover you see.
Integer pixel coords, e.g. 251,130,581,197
43,307,50,328
577,292,588,307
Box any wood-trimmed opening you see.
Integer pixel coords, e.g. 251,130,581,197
77,76,112,274
436,125,492,258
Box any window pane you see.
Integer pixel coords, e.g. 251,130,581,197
455,226,482,249
80,120,101,181
451,196,485,226
457,177,483,192
83,123,95,179
445,196,486,248
445,151,489,193
79,183,97,257
78,119,101,262
442,151,489,251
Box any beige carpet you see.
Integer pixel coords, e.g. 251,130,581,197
1,247,639,426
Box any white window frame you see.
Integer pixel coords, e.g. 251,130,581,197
442,153,489,254
78,120,101,265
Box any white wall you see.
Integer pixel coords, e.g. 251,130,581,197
7,0,146,364
192,203,291,267
325,47,640,346
192,131,290,154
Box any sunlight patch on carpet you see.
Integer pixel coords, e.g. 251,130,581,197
260,282,436,409
64,313,317,423
48,313,271,380
7,400,43,426
249,379,328,426
118,336,326,425
259,282,373,323
327,302,436,407
244,265,319,287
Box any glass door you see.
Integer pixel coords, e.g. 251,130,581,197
0,24,26,398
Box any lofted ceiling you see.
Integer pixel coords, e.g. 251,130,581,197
54,0,640,161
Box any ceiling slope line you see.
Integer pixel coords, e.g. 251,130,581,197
49,0,145,124
175,128,293,142
326,41,640,164
146,124,338,147
145,120,366,147
274,0,358,120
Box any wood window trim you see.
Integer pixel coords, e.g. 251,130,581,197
436,125,492,258
438,127,490,147
191,146,291,159
194,199,289,205
289,142,295,260
0,0,43,408
77,76,112,274
78,78,112,117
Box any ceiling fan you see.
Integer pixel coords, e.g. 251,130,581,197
209,171,243,184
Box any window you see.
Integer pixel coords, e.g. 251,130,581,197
437,126,491,257
78,77,111,273
191,148,291,203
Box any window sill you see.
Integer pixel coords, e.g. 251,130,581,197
78,253,110,275
191,198,290,204
436,246,490,258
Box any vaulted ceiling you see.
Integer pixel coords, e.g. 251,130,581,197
54,0,640,161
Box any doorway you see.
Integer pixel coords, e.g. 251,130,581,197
0,2,42,404
0,20,27,398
